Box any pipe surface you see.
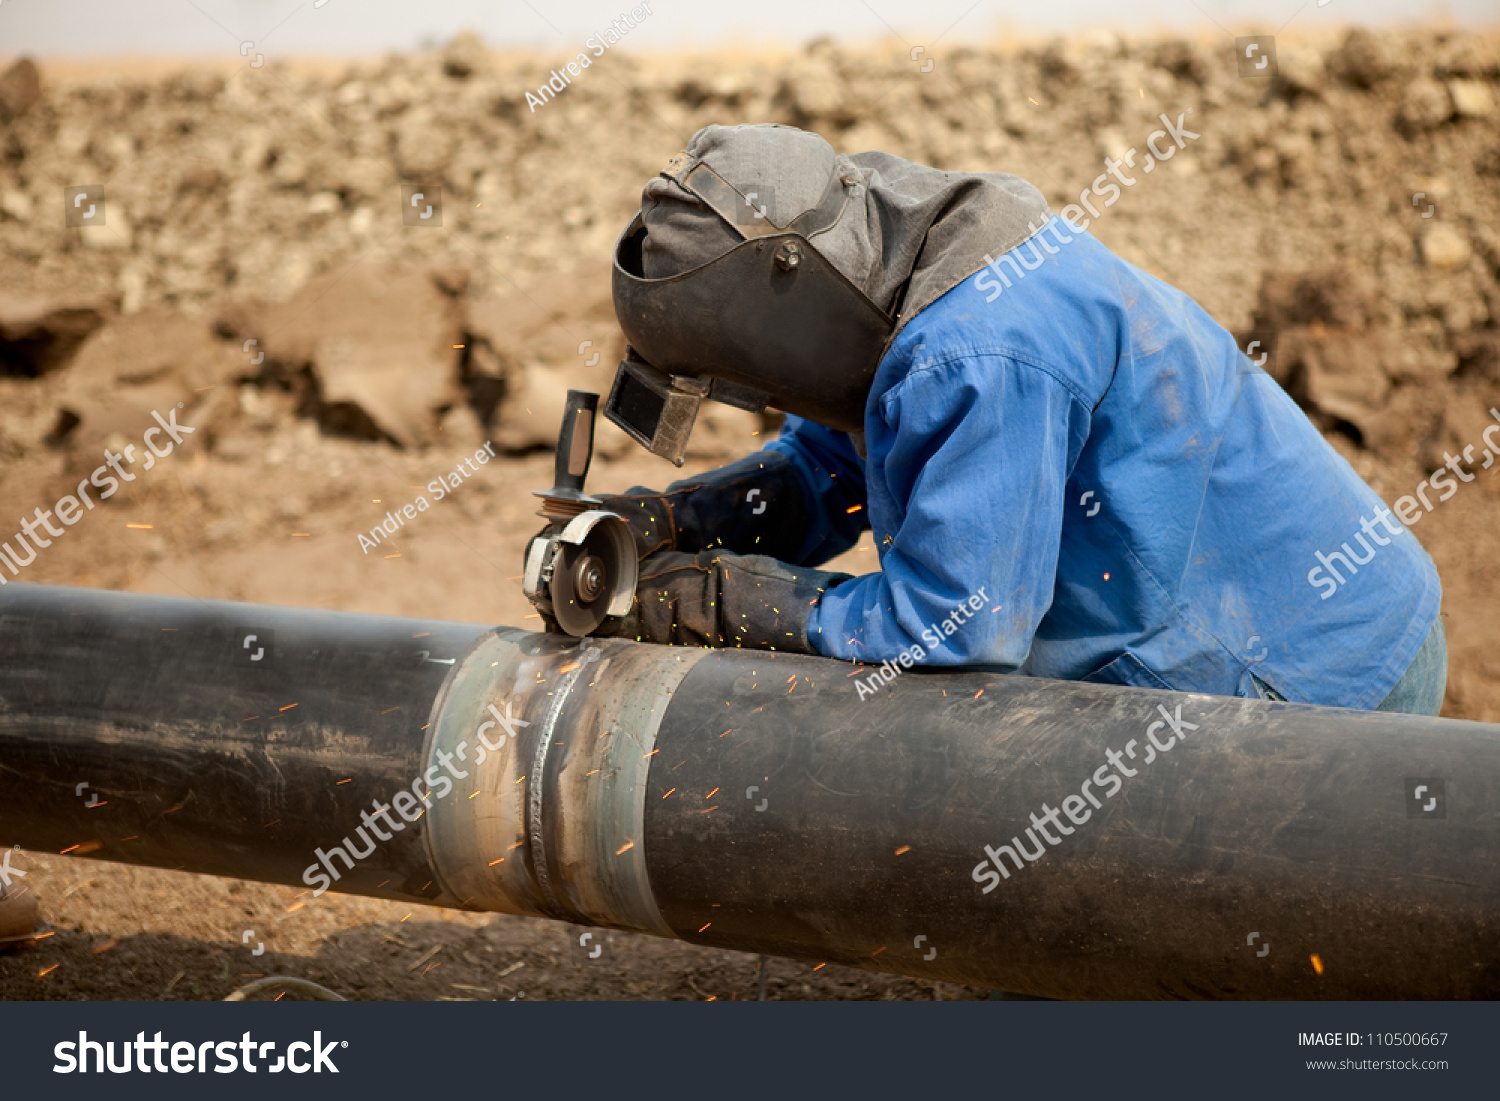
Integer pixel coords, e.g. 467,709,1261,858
2,583,1498,999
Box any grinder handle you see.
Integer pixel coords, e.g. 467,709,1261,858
552,390,598,498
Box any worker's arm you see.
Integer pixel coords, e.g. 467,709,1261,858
602,414,868,566
808,353,1090,666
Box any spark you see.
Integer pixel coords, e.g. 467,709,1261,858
380,706,400,714
1311,954,1324,975
894,845,911,856
846,504,864,514
616,841,635,855
973,688,984,699
279,702,298,711
385,554,402,559
489,858,505,866
1027,96,1039,105
1103,572,1111,580
126,522,153,530
871,946,887,957
662,788,676,799
335,778,352,785
812,962,827,971
643,749,659,759
291,532,310,537
698,922,712,933
453,344,465,349
705,787,719,799
699,805,719,814
38,964,59,977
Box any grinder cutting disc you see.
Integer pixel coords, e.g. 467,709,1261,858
549,520,631,637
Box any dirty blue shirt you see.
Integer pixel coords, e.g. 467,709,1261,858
762,216,1440,709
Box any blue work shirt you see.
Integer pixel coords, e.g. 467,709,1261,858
762,216,1440,709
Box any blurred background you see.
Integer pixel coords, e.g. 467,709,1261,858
0,0,1496,1000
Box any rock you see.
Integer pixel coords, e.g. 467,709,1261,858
1146,38,1210,85
47,308,240,455
490,359,629,457
1301,331,1393,431
395,108,454,177
0,296,109,377
79,204,133,251
1435,34,1499,79
250,266,464,447
1420,224,1472,270
1275,45,1327,96
1329,29,1398,89
0,190,32,222
0,57,40,122
1254,270,1375,331
1453,330,1500,386
1446,79,1495,119
443,31,488,79
1396,78,1453,134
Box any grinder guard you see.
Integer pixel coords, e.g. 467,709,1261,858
523,390,638,637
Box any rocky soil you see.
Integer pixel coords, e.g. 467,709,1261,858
0,26,1497,999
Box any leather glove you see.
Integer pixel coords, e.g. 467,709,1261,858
601,449,814,565
594,549,852,653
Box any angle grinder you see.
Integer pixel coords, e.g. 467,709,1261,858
522,390,638,636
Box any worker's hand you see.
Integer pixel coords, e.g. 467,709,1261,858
599,491,678,562
592,548,852,653
600,448,819,564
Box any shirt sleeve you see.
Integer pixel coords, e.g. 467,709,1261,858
807,354,1091,666
762,414,871,567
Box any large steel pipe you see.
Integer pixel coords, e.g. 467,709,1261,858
2,582,1498,998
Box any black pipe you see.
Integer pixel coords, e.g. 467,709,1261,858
2,582,1499,998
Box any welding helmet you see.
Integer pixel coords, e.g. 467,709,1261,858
606,151,896,465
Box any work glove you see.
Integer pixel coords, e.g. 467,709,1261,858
601,449,814,564
594,549,851,653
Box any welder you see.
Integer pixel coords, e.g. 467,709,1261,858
563,123,1445,715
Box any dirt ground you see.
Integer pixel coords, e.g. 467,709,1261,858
1,25,1498,999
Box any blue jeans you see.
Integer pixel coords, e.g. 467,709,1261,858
1252,617,1447,716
